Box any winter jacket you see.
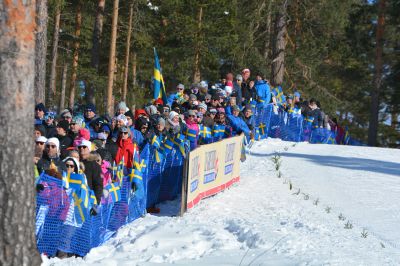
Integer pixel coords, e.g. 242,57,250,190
255,80,271,104
183,118,199,150
226,114,250,136
105,139,118,160
37,154,66,174
243,115,255,131
57,134,73,158
81,159,103,204
115,137,138,169
44,123,57,138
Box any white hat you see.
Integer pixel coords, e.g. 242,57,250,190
62,156,80,172
116,114,128,126
79,139,92,151
169,111,179,120
225,86,233,94
46,137,60,151
36,136,48,143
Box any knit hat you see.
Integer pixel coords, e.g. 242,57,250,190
169,111,179,120
92,139,104,150
145,105,158,115
35,103,47,112
79,128,90,140
205,94,212,100
71,116,84,127
154,98,164,105
189,94,197,100
60,109,72,118
294,91,301,98
198,103,207,111
242,68,250,74
235,74,243,81
36,136,48,143
177,83,185,90
85,103,96,113
124,110,134,120
225,86,233,94
56,120,70,132
211,94,220,101
217,107,225,114
232,105,240,112
157,117,166,127
188,110,196,116
116,114,128,126
199,81,208,88
47,137,60,151
97,132,107,140
209,108,217,114
117,101,128,112
100,124,111,133
79,139,92,151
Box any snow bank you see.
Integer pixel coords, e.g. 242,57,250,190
45,139,400,265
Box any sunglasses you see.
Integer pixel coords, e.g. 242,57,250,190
36,142,45,145
35,108,43,112
210,112,217,115
78,146,87,149
46,116,54,119
65,164,75,169
46,144,56,149
188,115,196,118
122,132,129,135
96,159,102,163
70,123,76,126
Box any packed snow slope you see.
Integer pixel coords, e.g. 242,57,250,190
45,139,400,265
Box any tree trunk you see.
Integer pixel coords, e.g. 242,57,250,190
91,0,106,71
0,2,42,265
35,0,48,104
69,1,82,109
48,0,61,108
271,0,288,87
193,5,203,84
131,52,137,87
122,2,134,102
106,0,119,115
59,63,68,111
263,0,273,62
368,0,386,146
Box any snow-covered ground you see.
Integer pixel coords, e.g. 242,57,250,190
45,139,400,265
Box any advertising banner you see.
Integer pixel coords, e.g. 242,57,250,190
184,134,243,210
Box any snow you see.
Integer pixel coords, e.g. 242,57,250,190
44,139,400,265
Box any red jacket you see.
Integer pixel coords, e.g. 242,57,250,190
115,137,138,169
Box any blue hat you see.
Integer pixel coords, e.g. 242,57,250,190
294,91,301,98
100,123,111,133
85,103,96,113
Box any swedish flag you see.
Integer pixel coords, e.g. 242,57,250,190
72,191,88,224
272,86,286,105
68,173,85,191
117,157,124,182
199,125,212,140
259,123,266,136
89,190,97,206
105,182,121,203
185,128,197,142
162,139,174,154
153,48,167,103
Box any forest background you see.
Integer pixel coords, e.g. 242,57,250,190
36,0,400,147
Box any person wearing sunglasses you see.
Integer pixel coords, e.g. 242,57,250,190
62,156,80,174
37,138,65,174
79,140,103,206
184,109,199,150
35,136,48,153
115,126,138,169
43,111,57,138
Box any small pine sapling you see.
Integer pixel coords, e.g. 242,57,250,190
313,198,319,206
325,206,331,213
344,220,353,229
361,229,368,238
338,213,346,221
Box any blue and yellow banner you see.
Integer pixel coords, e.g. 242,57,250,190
153,48,168,103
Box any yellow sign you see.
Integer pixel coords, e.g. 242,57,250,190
183,134,243,210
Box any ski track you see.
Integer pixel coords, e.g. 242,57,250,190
45,139,400,266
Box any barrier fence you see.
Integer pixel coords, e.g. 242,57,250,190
35,103,361,257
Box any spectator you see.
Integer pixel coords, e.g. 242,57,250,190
37,138,65,173
56,120,73,158
78,140,103,205
115,126,138,168
35,103,47,124
43,111,57,138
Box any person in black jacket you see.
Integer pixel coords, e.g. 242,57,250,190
56,120,73,159
37,138,66,174
78,139,103,210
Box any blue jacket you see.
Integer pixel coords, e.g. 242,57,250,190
255,80,271,104
226,114,250,136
